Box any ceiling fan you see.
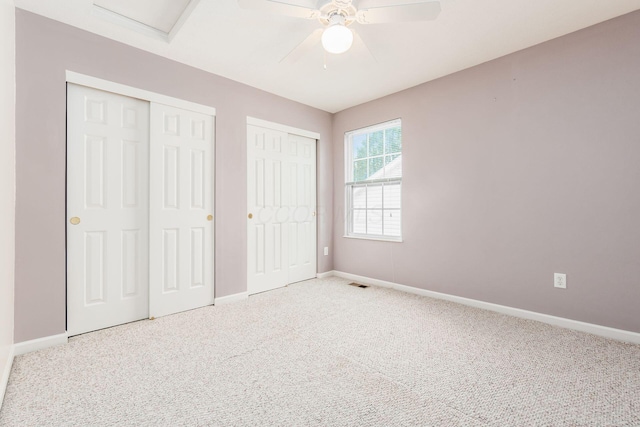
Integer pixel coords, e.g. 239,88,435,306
237,0,441,63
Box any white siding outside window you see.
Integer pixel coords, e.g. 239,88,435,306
345,119,402,241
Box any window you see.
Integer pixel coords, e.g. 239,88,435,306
345,119,402,241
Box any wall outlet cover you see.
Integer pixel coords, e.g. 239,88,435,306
554,273,567,289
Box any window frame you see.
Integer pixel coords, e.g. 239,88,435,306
344,119,403,242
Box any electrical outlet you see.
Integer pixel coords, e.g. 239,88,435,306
324,247,329,256
554,273,567,289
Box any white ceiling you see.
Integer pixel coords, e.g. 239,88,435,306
14,0,640,113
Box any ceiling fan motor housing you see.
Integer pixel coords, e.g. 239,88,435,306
331,0,353,8
319,1,357,26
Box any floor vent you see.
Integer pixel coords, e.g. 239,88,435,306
347,282,369,289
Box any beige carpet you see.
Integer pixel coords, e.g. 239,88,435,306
1,277,639,426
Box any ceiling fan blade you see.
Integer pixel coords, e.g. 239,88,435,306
352,29,377,62
356,1,441,24
237,0,320,19
280,28,323,64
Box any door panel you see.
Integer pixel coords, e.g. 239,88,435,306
247,125,316,295
67,83,150,336
287,134,317,284
150,103,214,318
247,126,290,294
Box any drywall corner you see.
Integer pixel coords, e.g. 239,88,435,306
0,0,17,409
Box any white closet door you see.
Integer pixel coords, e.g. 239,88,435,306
67,84,150,336
287,134,317,283
247,125,317,295
247,125,290,294
149,103,214,318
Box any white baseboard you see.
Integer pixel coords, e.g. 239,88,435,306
330,271,640,345
316,270,336,279
14,333,68,356
0,345,15,410
214,292,248,305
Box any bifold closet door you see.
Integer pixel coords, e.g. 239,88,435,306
247,125,316,295
149,103,214,318
67,84,150,336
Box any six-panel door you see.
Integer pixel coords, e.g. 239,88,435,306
149,103,214,318
287,133,317,284
67,84,150,336
247,125,317,295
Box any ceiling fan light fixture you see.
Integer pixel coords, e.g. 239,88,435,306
321,22,353,54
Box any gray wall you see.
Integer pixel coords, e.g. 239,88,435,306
0,0,16,391
14,10,333,343
333,11,640,333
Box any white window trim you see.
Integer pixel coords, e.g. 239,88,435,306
342,234,404,243
344,119,402,242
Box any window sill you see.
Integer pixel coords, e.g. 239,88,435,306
343,235,403,243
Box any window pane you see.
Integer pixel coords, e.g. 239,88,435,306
383,183,401,209
352,186,366,209
384,154,402,179
383,210,401,237
369,131,384,156
352,134,367,159
353,159,367,182
353,209,366,234
368,185,382,209
345,120,401,240
386,153,400,163
385,127,402,154
367,210,383,235
368,156,384,179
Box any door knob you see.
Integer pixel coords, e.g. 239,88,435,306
248,213,253,219
207,215,213,221
312,211,316,217
70,217,81,225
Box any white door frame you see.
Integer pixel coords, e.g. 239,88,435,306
65,71,216,334
66,72,216,117
246,117,320,295
247,117,319,140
